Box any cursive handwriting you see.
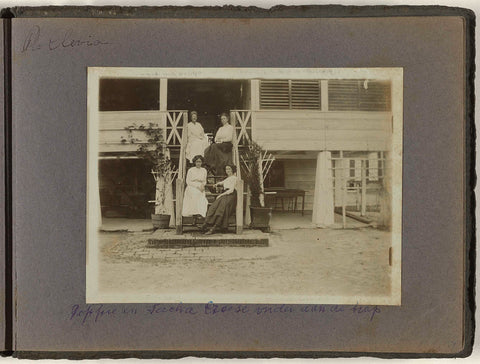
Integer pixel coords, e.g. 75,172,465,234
22,25,42,52
146,303,198,315
22,25,111,53
70,304,117,325
68,302,381,324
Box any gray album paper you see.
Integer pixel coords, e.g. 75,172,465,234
10,13,469,355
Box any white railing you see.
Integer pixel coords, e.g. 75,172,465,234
166,110,188,147
230,110,252,147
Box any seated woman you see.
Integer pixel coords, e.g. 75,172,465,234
185,110,209,164
204,112,234,176
200,164,237,235
182,155,208,220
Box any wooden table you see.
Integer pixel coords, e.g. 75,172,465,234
265,188,306,216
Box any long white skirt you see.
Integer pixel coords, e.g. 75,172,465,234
182,186,208,217
186,138,209,163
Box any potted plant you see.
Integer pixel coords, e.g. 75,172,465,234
241,140,275,232
122,123,176,229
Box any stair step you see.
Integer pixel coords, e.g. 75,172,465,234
148,230,269,248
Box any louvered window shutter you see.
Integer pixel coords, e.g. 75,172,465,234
328,80,391,111
291,80,321,109
328,80,360,111
260,80,290,109
358,81,391,111
260,80,321,110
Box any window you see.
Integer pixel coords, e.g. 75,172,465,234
349,160,356,178
260,80,321,110
328,80,391,111
349,160,362,181
264,161,285,188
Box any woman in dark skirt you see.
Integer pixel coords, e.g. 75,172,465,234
204,113,234,176
200,164,237,235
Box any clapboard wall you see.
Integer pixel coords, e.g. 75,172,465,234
282,159,317,212
253,111,392,152
98,111,166,153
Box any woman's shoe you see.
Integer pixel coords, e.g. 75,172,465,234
205,227,217,235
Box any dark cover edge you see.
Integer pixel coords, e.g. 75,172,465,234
0,4,477,19
0,4,475,359
1,12,13,357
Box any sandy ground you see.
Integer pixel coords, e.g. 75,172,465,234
96,226,392,302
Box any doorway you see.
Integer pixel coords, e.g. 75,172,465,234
167,79,250,134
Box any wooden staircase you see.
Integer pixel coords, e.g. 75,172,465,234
175,116,244,235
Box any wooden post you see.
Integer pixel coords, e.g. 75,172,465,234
236,179,244,234
257,156,265,207
250,80,259,142
245,186,251,225
251,80,260,111
175,111,188,235
159,79,168,111
231,112,244,234
159,79,168,133
379,152,392,229
175,179,183,235
361,159,367,216
230,111,238,173
166,174,175,227
320,80,329,111
333,159,341,209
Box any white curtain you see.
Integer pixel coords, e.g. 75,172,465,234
312,151,334,227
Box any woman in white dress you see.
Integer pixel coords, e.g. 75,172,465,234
185,111,209,164
200,164,238,235
182,155,208,218
204,112,234,176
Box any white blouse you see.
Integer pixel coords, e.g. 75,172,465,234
187,122,206,141
221,175,237,194
186,167,207,189
214,124,234,143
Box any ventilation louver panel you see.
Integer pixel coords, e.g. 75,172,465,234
329,80,391,111
260,80,290,109
291,80,321,109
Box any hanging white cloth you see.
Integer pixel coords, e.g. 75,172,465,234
185,122,209,163
312,151,334,227
182,167,208,217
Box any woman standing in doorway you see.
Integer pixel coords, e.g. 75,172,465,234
204,112,234,176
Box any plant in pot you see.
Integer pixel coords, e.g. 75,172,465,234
122,123,176,229
241,140,275,232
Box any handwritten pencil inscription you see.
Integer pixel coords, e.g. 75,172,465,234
69,302,381,325
22,25,111,53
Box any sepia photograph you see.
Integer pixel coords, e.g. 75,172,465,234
86,67,402,305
